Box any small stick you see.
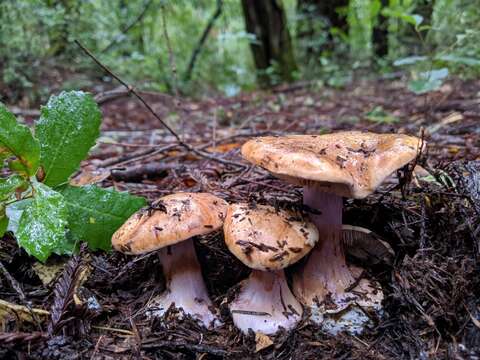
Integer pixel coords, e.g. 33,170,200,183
75,40,181,144
231,310,271,316
75,40,246,170
0,261,43,331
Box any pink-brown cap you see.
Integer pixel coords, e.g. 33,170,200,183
112,192,228,254
241,131,424,198
224,203,318,270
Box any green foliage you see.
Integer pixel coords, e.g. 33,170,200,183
365,106,399,124
0,0,478,99
382,0,479,94
17,183,71,262
0,175,27,201
0,104,41,176
348,0,381,62
408,68,449,94
0,91,145,262
36,91,101,187
59,185,146,251
0,215,8,238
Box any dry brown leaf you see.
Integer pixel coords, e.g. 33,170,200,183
427,112,463,134
70,167,110,186
207,143,241,153
255,332,273,352
32,261,65,286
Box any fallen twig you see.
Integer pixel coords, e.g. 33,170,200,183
0,261,43,330
111,162,178,182
75,40,247,169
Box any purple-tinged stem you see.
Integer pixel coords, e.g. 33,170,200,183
230,269,303,334
149,239,219,327
293,186,355,305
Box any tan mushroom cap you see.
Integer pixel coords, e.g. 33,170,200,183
224,203,319,271
112,193,228,255
241,131,424,198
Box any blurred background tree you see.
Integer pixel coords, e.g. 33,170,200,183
0,0,478,104
241,0,297,86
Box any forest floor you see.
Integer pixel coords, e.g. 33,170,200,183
1,77,479,359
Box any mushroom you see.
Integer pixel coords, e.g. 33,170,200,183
112,192,228,328
342,225,394,265
223,203,318,334
241,131,423,334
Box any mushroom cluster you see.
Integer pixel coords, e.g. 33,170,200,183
241,131,423,334
111,131,423,337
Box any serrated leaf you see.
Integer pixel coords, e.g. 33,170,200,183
0,175,27,201
35,91,102,187
0,103,40,176
16,183,71,262
59,185,146,251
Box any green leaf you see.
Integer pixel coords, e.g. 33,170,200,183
408,68,449,94
6,199,32,234
16,183,71,262
365,106,399,124
59,185,146,251
0,103,40,176
381,9,423,27
35,91,102,187
0,175,27,201
393,56,428,66
0,215,8,237
0,207,8,237
436,54,480,66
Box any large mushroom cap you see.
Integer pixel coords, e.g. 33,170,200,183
224,203,318,270
112,192,228,254
241,131,424,198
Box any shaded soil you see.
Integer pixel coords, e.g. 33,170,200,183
1,78,479,359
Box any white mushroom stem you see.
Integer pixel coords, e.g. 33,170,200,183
148,239,220,328
230,270,303,335
293,187,355,305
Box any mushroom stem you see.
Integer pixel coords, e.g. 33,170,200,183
148,238,219,327
293,187,355,305
230,269,303,334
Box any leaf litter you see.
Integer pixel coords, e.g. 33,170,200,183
1,78,479,359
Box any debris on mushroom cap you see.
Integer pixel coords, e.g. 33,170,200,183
241,131,425,199
112,192,228,254
342,225,395,265
224,203,319,270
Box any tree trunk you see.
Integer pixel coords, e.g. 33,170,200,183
373,0,388,57
241,0,297,86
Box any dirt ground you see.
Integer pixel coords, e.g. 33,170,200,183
1,78,479,359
